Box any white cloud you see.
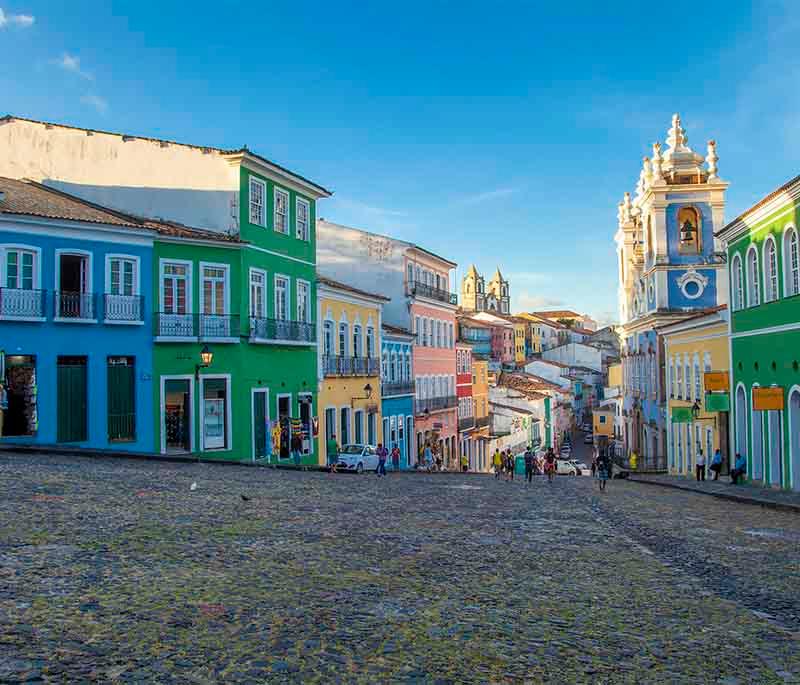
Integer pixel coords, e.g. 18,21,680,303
0,8,35,27
515,292,564,312
80,94,108,114
56,53,94,80
459,188,517,206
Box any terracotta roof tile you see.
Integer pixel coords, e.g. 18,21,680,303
382,323,414,337
317,275,390,302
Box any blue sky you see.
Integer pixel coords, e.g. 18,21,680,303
2,1,799,325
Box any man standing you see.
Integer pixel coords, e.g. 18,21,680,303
391,445,401,472
524,446,535,486
327,433,339,473
493,449,502,479
709,448,723,481
376,442,388,477
460,451,469,473
695,449,706,481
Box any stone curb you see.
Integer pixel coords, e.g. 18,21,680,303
628,476,800,514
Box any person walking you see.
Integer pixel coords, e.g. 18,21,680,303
423,443,434,472
493,449,503,479
730,453,747,485
695,449,706,481
391,445,401,472
376,443,388,477
545,449,556,483
291,432,304,468
524,446,535,486
327,433,339,473
506,451,515,481
709,448,723,481
597,450,610,491
460,451,469,473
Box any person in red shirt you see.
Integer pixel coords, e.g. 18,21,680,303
376,443,388,477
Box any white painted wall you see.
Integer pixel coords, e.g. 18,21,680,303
0,118,239,232
316,219,411,330
541,343,604,372
524,361,571,389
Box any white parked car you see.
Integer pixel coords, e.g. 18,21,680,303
336,444,378,473
556,459,578,475
570,460,591,476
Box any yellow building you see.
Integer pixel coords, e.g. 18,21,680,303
511,317,527,364
661,307,730,477
317,276,388,466
607,362,622,389
593,408,614,438
471,358,491,471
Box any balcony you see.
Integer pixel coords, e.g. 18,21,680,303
54,292,97,321
155,312,196,339
381,380,416,396
322,355,380,377
415,395,457,415
249,317,315,345
458,416,476,432
475,415,491,428
199,314,240,341
410,280,458,305
104,294,144,323
155,313,242,341
0,288,46,320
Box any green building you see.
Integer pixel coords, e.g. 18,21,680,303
718,174,800,491
154,159,331,463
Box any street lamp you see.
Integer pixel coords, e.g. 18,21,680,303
351,383,373,407
196,345,213,379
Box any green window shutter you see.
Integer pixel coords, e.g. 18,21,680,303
107,357,135,441
57,357,87,442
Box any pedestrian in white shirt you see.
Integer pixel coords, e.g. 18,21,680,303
695,450,706,482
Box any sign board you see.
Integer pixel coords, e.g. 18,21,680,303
753,386,784,411
704,372,729,392
671,406,693,423
705,393,730,412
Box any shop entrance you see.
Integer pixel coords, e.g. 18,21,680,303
164,378,192,453
3,355,37,437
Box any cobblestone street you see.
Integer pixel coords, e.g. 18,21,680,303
1,451,799,684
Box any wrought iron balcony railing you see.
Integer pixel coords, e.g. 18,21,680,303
458,416,476,431
200,314,240,339
410,280,458,305
0,288,46,319
381,380,416,396
104,294,144,322
55,291,96,320
322,355,380,377
155,312,196,337
249,317,316,344
474,415,491,428
414,395,458,415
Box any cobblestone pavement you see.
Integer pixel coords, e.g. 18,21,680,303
1,451,799,684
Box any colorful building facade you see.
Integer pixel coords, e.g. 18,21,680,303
661,307,730,477
615,114,729,468
718,175,800,491
456,341,475,467
317,277,386,464
0,178,155,452
380,324,415,468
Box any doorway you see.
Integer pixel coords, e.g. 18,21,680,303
298,394,312,456
57,356,87,442
767,410,783,487
58,253,91,318
252,388,269,460
278,394,291,459
164,378,192,453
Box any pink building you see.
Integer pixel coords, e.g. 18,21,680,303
407,247,459,468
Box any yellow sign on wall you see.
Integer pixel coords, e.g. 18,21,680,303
753,387,784,411
704,372,729,392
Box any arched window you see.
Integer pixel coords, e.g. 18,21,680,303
731,254,744,311
746,246,760,307
381,351,389,380
735,385,747,457
353,324,362,358
784,227,799,297
693,354,701,401
678,206,701,253
763,236,779,302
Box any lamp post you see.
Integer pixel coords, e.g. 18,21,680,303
351,383,373,407
195,345,213,380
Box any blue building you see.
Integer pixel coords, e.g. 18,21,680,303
457,316,492,358
614,115,728,468
380,324,415,468
0,177,155,452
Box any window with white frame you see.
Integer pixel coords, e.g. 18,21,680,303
202,265,228,316
703,352,712,374
366,326,375,358
296,198,310,241
274,188,289,234
353,324,362,358
390,352,397,382
274,275,289,320
693,355,701,401
684,355,690,401
297,280,310,323
249,269,266,318
675,358,682,399
785,227,800,296
162,262,189,315
747,246,760,307
339,322,349,356
249,177,266,226
731,254,744,310
323,320,334,356
4,247,37,291
404,352,411,381
108,257,137,296
764,236,779,302
382,351,389,380
415,316,421,345
668,358,674,397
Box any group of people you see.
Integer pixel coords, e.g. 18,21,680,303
695,448,748,485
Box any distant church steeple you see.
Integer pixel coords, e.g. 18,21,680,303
461,265,509,314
